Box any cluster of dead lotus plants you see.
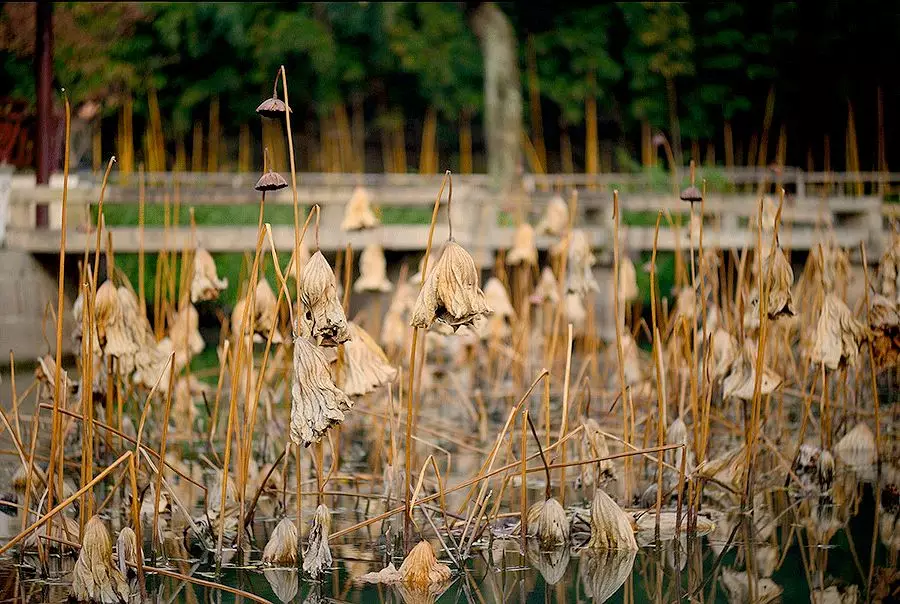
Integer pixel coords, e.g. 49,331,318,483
3,85,900,604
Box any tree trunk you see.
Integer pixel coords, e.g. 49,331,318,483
470,2,521,189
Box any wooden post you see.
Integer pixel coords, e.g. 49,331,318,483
34,1,53,227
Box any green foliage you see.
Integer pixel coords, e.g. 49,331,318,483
531,6,622,124
386,3,482,117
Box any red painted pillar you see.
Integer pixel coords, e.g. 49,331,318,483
34,1,53,228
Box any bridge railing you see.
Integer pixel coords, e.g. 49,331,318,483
2,169,895,256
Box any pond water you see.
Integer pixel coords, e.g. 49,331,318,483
0,477,891,604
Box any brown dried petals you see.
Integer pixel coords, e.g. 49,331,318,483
263,517,299,566
300,251,351,346
71,516,130,603
302,504,333,577
410,241,491,330
290,336,353,447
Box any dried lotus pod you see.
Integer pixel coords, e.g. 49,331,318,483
302,504,333,577
191,248,228,302
71,515,130,603
115,527,138,578
536,194,569,236
526,497,570,548
262,517,298,566
409,240,491,330
531,266,560,305
762,245,795,318
354,243,393,292
680,186,702,204
256,95,290,119
506,223,538,267
340,186,379,231
810,293,868,370
399,540,452,587
290,336,353,447
587,488,637,551
680,160,703,204
299,251,351,346
331,322,397,396
255,169,288,192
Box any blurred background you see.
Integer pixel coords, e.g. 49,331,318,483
2,1,899,178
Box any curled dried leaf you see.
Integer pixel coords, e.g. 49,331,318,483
763,246,795,319
290,336,353,447
565,230,599,295
811,293,868,370
507,223,538,267
331,322,397,396
354,243,394,292
166,303,204,370
878,233,899,302
410,241,491,330
71,516,130,603
191,248,228,302
263,517,298,566
341,186,379,231
399,540,452,587
531,267,560,305
710,329,738,379
536,194,569,236
303,504,333,577
618,256,638,303
115,527,137,578
526,497,570,548
587,488,637,551
381,279,416,351
300,251,351,346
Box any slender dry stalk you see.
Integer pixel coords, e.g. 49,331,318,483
150,354,177,558
46,92,71,546
404,171,451,545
